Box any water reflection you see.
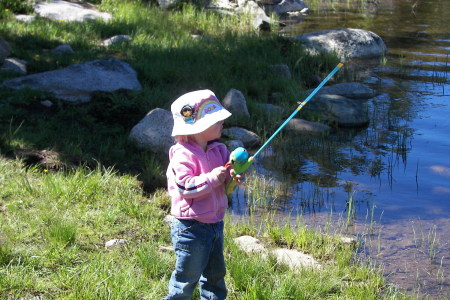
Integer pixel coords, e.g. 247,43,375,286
230,0,449,297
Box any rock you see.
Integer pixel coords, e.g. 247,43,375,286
304,74,321,89
159,245,174,252
234,236,321,272
222,127,261,148
256,0,282,5
21,295,45,300
303,94,369,127
312,82,378,99
128,108,175,155
34,0,112,22
237,0,274,30
15,14,36,22
40,100,54,107
105,239,127,248
268,93,284,103
209,0,238,10
1,58,27,75
222,88,250,118
52,44,74,55
2,58,142,102
340,236,357,244
164,214,176,224
0,39,11,63
295,28,387,61
157,0,180,9
234,236,268,254
270,64,291,79
225,139,245,151
262,0,308,16
256,102,285,116
271,248,321,271
285,118,330,135
100,35,133,47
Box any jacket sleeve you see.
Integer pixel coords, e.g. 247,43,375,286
170,149,222,199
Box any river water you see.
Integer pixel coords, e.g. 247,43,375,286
230,0,449,298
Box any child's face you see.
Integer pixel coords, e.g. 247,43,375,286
198,120,224,142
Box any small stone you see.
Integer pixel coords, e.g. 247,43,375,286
159,245,173,252
105,239,127,248
52,44,74,55
340,236,357,244
15,15,36,22
40,100,53,107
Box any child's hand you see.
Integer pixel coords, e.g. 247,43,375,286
212,166,227,183
230,169,245,185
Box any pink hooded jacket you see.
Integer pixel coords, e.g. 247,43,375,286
166,141,230,223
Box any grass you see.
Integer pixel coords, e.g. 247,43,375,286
0,157,411,299
0,1,411,299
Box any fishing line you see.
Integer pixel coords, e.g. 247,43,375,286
252,62,344,159
225,62,344,195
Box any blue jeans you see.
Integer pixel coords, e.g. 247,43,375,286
164,219,227,300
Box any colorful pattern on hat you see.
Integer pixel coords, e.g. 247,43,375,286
194,96,222,121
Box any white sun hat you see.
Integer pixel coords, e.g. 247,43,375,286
171,89,232,136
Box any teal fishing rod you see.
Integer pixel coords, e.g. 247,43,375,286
225,62,344,195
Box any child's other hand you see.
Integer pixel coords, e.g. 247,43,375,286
212,166,227,183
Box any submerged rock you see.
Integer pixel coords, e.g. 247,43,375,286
299,82,374,127
285,118,330,135
303,94,370,127
311,82,378,99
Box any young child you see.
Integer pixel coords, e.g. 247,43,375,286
164,89,238,300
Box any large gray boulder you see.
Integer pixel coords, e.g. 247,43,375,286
129,108,175,155
302,94,369,127
222,88,250,118
222,127,261,148
34,0,112,22
2,58,142,102
295,28,387,61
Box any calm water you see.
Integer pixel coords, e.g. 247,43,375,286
230,0,449,298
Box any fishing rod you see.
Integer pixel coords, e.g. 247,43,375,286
225,62,344,195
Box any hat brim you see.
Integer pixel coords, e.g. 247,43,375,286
171,108,231,136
